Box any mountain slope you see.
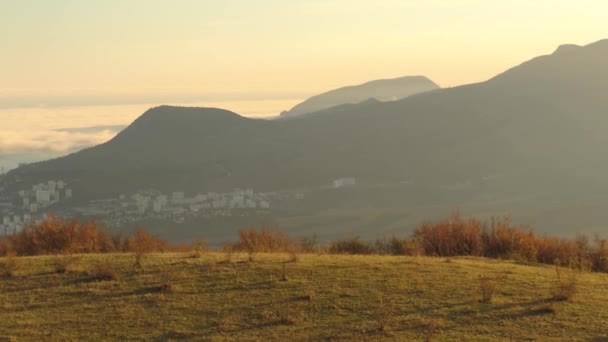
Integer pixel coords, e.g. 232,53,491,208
280,76,439,118
3,39,608,236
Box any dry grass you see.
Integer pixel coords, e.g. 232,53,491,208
0,253,607,341
552,264,579,301
51,254,77,274
0,252,19,277
479,276,498,303
89,260,119,281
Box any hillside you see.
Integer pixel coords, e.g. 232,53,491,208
3,39,608,239
280,75,440,118
0,253,607,340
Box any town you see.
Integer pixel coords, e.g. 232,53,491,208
0,176,358,234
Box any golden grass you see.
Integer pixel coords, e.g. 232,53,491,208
0,253,607,340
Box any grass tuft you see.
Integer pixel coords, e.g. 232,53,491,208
0,252,19,277
90,261,119,281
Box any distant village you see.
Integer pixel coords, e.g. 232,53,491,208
0,176,357,234
0,180,73,234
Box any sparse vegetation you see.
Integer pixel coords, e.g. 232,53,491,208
0,252,607,340
89,260,119,281
479,276,498,303
329,236,374,255
372,294,396,332
0,251,19,277
51,254,77,274
1,214,608,339
551,261,579,301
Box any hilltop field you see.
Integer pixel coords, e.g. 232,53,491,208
1,252,607,341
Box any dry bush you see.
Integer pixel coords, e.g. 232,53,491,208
90,261,119,281
0,214,170,256
158,270,180,293
375,236,419,255
552,262,579,301
0,252,19,277
479,276,498,303
130,227,168,254
0,238,13,256
414,212,483,257
299,234,320,253
280,263,288,282
287,248,299,263
328,236,374,255
590,236,608,272
189,239,206,259
373,295,396,332
51,254,77,274
235,226,290,262
133,252,146,271
221,243,234,264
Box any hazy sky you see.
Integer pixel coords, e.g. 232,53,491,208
1,0,607,170
2,0,607,101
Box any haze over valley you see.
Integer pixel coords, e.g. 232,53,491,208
5,2,608,340
3,39,608,245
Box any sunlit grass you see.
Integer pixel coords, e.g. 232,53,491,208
0,253,607,340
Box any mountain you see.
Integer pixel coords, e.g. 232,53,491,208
3,39,608,239
280,76,439,118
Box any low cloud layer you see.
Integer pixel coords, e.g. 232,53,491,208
0,128,119,155
0,99,299,172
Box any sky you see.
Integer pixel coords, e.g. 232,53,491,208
1,0,608,171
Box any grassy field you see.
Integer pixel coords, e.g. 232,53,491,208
1,252,607,341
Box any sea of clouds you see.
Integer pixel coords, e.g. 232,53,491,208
0,98,299,172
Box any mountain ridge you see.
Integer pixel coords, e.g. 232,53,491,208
280,75,439,118
3,39,608,238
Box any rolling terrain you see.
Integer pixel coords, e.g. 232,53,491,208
0,253,607,340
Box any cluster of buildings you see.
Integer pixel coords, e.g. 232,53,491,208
0,176,358,235
129,188,271,214
1,180,73,234
73,188,273,229
333,177,357,189
18,180,73,214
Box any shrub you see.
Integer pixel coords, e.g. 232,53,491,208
299,234,320,253
52,254,77,274
552,262,578,301
235,226,289,262
0,214,170,256
189,239,206,259
479,276,497,303
158,270,179,293
373,295,396,332
375,236,420,255
287,247,299,263
590,236,608,272
414,213,483,257
133,252,146,271
280,263,288,282
90,261,119,281
328,236,373,255
0,251,19,277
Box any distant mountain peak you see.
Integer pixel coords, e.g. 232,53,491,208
280,75,439,118
553,44,581,54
